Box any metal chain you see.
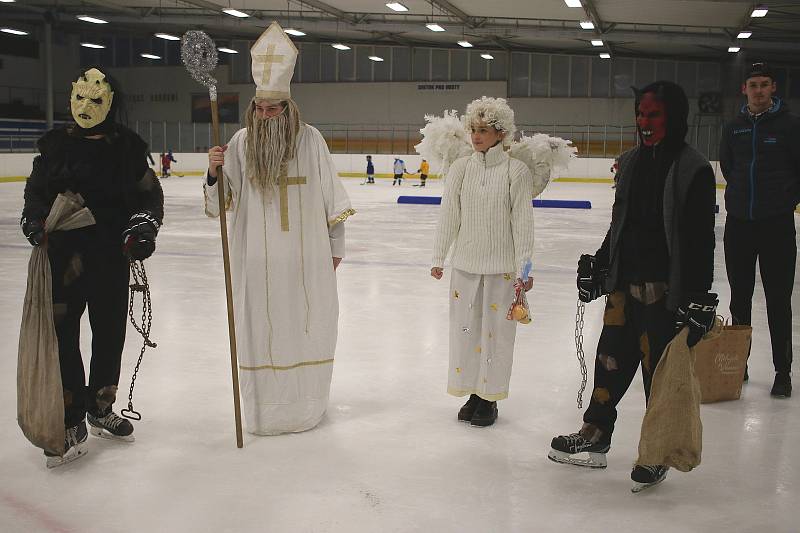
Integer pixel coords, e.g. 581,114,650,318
574,299,588,409
121,260,156,421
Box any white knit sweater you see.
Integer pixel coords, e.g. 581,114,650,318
432,143,535,277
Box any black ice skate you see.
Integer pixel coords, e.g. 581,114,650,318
44,422,88,469
548,426,610,468
630,464,669,493
457,394,480,422
88,410,135,442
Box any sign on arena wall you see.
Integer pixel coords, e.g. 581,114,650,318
417,84,462,91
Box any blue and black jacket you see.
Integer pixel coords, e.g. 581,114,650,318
719,98,800,220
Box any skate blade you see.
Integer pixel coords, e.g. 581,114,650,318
46,442,88,469
89,426,135,442
547,449,607,468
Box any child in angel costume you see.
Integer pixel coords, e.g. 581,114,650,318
419,97,575,427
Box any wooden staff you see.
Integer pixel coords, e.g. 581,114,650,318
210,98,244,449
182,31,243,448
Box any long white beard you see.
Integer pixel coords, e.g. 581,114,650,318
245,111,295,196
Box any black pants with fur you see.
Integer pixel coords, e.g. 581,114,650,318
49,230,130,428
582,288,676,442
724,213,795,374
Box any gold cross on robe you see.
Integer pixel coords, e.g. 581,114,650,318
278,173,306,231
252,44,285,87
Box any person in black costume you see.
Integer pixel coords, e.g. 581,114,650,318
547,81,718,492
21,67,164,468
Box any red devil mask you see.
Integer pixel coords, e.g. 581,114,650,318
636,92,666,146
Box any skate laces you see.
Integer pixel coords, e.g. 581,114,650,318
96,412,125,429
637,465,666,476
562,433,590,451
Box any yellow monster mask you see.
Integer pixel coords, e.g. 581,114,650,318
70,68,114,129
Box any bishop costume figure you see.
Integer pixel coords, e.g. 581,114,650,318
204,22,354,435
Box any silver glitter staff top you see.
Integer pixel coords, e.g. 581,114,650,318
181,30,219,100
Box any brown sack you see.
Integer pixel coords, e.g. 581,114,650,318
636,327,704,472
693,322,751,403
17,192,95,455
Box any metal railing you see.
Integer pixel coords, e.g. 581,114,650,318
1,120,723,160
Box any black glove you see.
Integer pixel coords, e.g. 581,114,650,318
577,254,607,303
122,211,161,261
20,216,45,246
675,292,718,348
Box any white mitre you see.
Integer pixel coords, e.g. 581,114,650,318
251,21,299,100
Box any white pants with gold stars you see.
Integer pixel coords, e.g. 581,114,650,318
447,269,517,402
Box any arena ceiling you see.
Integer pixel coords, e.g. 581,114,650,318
2,0,800,63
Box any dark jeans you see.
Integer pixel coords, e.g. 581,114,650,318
49,231,130,427
583,289,676,441
724,213,796,374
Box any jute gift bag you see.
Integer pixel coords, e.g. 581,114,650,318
693,320,751,403
636,326,707,472
17,192,95,455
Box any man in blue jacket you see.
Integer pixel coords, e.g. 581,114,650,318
719,62,799,398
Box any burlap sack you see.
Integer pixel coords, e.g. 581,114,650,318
694,322,751,403
17,192,96,455
636,327,706,472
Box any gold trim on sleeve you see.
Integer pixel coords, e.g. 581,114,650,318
328,208,356,228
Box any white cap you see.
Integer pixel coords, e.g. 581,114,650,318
251,21,298,100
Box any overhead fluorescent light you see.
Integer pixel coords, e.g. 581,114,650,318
0,1,17,3
480,53,494,60
457,40,473,48
332,43,351,50
155,33,180,41
218,47,238,54
750,6,768,17
284,29,306,36
76,15,108,24
579,20,594,30
1,28,28,35
564,0,582,7
140,53,162,60
591,39,603,46
368,55,384,62
728,46,741,53
385,2,408,11
737,31,752,39
222,8,249,18
426,23,445,32
80,42,106,49
599,53,611,59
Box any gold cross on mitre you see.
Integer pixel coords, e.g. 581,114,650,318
250,21,299,101
278,172,306,231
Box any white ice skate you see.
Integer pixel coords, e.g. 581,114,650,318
548,432,610,468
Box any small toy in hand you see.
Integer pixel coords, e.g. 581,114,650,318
507,260,532,324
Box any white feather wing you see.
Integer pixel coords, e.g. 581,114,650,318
414,110,472,177
509,133,578,197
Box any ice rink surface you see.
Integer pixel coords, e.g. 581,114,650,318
0,175,797,533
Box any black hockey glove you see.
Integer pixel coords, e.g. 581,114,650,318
577,254,608,303
122,211,161,261
20,216,45,246
675,292,718,348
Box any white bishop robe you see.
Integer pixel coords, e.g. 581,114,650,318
204,123,353,435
